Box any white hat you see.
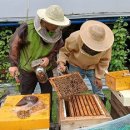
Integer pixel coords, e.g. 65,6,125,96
80,20,114,51
37,5,70,26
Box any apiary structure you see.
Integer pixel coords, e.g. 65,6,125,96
50,72,112,130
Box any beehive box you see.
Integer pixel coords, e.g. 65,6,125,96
105,70,130,91
111,90,130,106
110,92,130,119
49,72,112,130
0,94,50,130
58,94,112,130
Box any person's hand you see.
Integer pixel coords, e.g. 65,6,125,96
57,62,66,72
9,66,20,83
9,66,19,77
94,78,102,89
40,57,49,67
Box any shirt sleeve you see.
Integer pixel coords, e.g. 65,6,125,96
95,48,112,79
57,34,78,64
9,23,28,66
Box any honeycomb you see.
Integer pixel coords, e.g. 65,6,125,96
49,72,87,99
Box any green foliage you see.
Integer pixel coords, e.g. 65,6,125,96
109,17,130,71
0,28,13,81
0,27,20,91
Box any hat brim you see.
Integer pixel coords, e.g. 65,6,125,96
37,9,70,26
80,20,114,51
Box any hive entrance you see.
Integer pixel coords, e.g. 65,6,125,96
49,72,87,99
64,94,104,117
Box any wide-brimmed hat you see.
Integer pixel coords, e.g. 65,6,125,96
37,5,70,26
80,20,114,51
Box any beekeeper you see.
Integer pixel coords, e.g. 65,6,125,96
57,20,114,104
9,5,70,121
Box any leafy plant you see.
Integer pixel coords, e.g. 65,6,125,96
0,28,13,81
109,17,130,71
0,27,20,92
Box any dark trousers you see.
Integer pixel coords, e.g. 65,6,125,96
19,69,53,121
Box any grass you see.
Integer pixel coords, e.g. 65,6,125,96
103,89,111,113
52,92,59,123
52,89,111,123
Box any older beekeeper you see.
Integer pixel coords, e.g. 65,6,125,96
9,5,70,121
57,20,114,104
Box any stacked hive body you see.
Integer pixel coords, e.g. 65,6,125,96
111,90,130,106
106,70,130,107
0,94,50,130
50,72,112,130
105,70,130,91
110,92,130,119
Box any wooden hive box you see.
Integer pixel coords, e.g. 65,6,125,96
0,94,50,130
111,90,130,106
105,70,130,91
49,72,112,130
110,92,130,119
58,94,112,130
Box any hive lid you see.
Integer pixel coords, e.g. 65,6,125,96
0,94,50,129
119,90,130,98
49,72,88,99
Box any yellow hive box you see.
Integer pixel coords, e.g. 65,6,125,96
105,70,130,91
0,94,50,130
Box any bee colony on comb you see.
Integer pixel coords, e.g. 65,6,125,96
50,72,112,130
49,72,87,99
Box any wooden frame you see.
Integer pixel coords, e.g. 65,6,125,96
49,72,87,99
